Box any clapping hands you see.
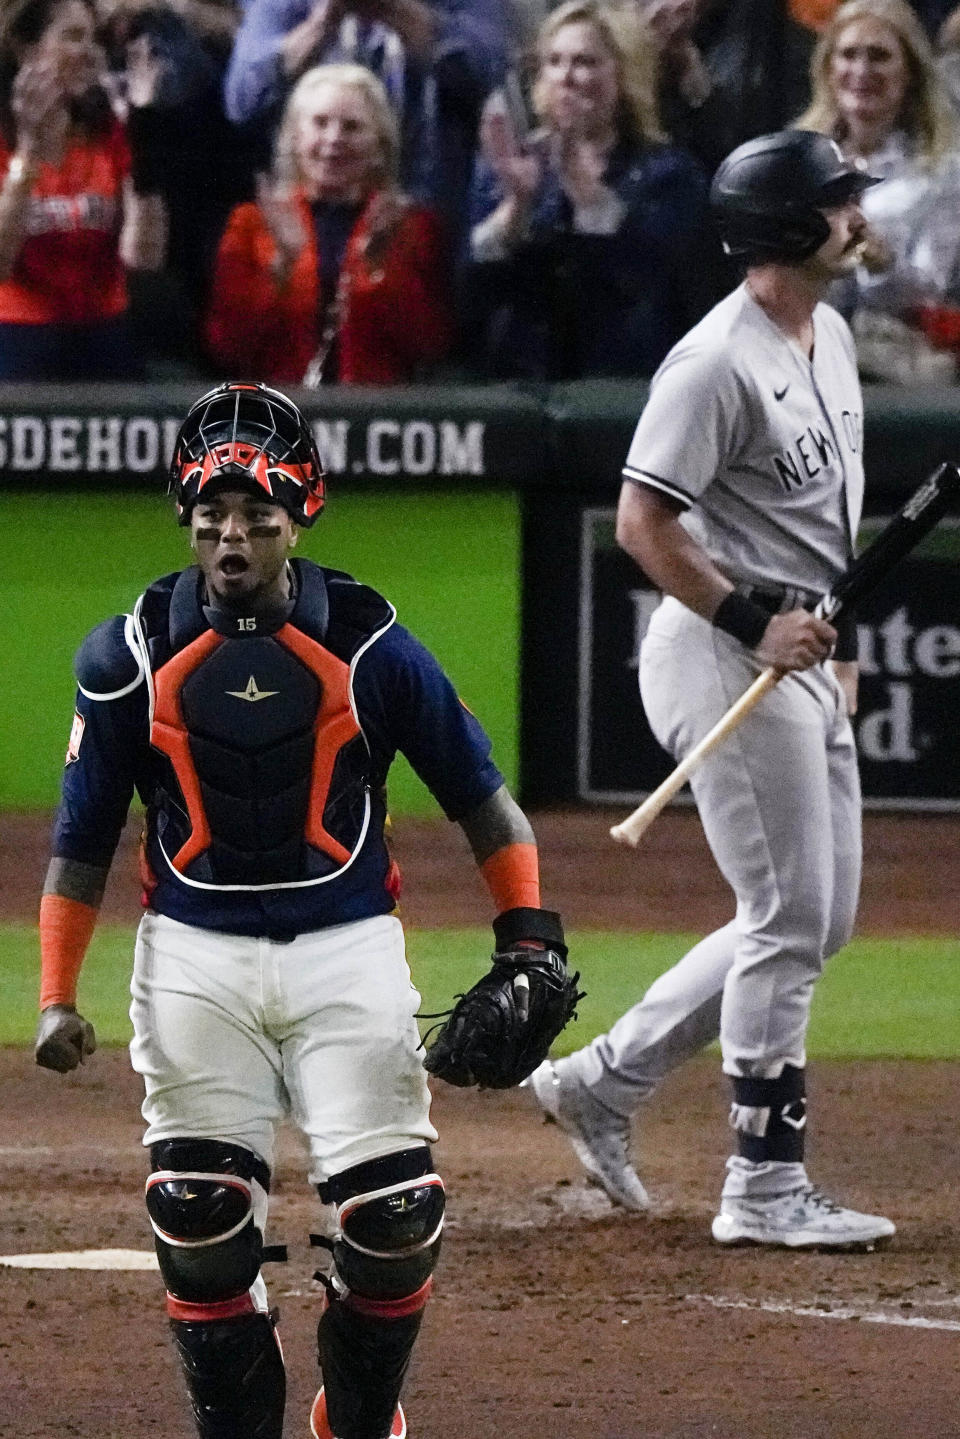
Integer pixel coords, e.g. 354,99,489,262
125,33,171,110
11,59,71,165
257,172,309,283
555,129,609,211
480,97,542,204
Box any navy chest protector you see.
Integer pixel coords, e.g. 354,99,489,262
133,561,393,890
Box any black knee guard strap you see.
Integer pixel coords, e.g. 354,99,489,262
317,1147,434,1207
729,1065,806,1163
147,1139,269,1304
172,1310,285,1439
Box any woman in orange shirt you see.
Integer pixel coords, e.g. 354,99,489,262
205,63,451,387
0,0,166,379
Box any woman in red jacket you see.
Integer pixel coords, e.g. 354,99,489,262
205,62,452,386
0,0,166,380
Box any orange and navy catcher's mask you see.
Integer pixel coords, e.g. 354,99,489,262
170,381,326,528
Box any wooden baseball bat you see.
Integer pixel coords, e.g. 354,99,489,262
610,460,960,848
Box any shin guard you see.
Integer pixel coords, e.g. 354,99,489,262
171,1308,285,1439
317,1285,428,1439
315,1148,442,1439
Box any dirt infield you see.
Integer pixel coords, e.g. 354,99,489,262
3,807,959,933
2,809,959,1438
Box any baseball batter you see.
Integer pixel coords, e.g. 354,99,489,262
33,382,576,1439
531,130,896,1249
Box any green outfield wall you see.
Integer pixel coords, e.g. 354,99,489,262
0,489,521,813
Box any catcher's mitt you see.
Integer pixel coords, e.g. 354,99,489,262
422,908,583,1089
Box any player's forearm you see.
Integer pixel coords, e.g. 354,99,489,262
43,856,109,907
460,788,538,863
458,784,535,865
39,858,108,1010
616,486,732,622
459,787,544,917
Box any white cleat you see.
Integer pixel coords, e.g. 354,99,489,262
711,1184,896,1250
529,1060,650,1212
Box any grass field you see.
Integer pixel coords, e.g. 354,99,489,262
5,923,959,1059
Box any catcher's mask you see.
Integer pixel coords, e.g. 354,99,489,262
170,382,326,528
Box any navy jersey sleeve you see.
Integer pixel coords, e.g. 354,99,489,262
353,622,504,821
52,616,150,869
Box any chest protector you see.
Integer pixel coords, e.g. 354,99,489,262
132,561,393,890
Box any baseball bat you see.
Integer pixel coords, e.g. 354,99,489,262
610,459,960,848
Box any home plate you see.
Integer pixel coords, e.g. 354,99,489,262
0,1249,159,1270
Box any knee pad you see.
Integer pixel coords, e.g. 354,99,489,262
320,1147,445,1302
146,1138,271,1305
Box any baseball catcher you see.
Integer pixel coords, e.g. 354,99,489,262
422,907,582,1088
33,380,578,1439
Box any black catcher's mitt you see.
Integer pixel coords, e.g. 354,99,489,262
422,908,583,1089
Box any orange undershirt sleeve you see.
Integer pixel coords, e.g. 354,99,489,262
479,842,541,914
39,893,100,1009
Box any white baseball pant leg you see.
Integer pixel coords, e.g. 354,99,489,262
566,598,861,1110
640,598,861,1079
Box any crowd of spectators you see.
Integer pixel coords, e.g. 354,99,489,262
0,0,959,386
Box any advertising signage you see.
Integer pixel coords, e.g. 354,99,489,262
578,508,960,809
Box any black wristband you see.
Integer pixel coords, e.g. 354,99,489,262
712,591,771,649
125,104,167,196
832,607,858,662
492,906,566,957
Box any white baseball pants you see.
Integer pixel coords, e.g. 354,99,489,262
576,597,861,1108
129,911,437,1184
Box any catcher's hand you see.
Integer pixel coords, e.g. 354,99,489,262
35,1004,97,1074
422,946,584,1090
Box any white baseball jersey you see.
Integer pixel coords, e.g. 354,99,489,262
622,282,865,597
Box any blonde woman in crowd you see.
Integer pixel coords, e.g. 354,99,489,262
798,0,960,377
205,62,451,386
463,0,726,380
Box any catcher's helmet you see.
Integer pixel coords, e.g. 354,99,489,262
710,130,881,265
170,382,325,527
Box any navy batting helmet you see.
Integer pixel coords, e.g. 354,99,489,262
710,130,881,265
170,382,326,527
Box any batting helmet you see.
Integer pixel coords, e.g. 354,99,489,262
710,129,881,265
170,382,326,527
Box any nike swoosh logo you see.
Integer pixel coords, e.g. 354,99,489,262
774,385,790,401
226,676,279,702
